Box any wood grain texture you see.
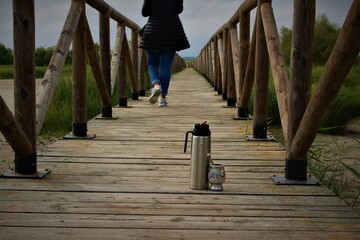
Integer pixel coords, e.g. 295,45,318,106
1,68,359,240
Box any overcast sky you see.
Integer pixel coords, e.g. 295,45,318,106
0,0,353,57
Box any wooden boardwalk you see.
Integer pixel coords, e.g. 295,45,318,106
0,68,359,239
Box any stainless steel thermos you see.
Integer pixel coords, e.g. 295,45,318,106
184,122,211,190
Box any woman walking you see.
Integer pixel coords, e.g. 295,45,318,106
139,0,190,106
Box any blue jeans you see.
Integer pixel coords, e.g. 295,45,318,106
146,49,175,97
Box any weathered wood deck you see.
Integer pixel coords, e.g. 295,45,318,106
1,68,359,239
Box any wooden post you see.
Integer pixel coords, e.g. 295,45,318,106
211,40,216,90
237,10,251,118
204,47,207,78
222,28,228,101
138,41,146,96
239,10,250,86
110,24,125,95
260,1,289,141
36,0,83,135
205,47,209,80
132,30,139,96
239,17,257,119
229,24,241,107
208,43,214,85
99,9,112,118
217,35,225,97
214,35,222,94
118,36,127,107
12,0,37,174
253,2,269,139
124,33,139,100
71,0,87,137
85,18,112,112
202,47,207,79
290,0,360,161
283,0,315,180
203,46,208,80
226,27,236,106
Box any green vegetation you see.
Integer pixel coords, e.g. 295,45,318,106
0,65,47,79
280,14,341,66
263,14,360,134
40,65,128,137
308,137,360,209
0,43,13,65
253,64,360,134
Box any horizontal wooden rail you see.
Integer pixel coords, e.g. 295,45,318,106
86,0,140,32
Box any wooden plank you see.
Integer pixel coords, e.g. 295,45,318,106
0,190,346,206
1,68,358,240
36,156,285,165
1,227,359,240
0,181,333,196
1,213,359,231
1,201,357,218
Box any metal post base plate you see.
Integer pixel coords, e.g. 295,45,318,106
1,169,51,179
233,115,253,120
272,175,321,186
222,105,237,108
114,105,133,108
63,132,96,140
245,135,276,141
95,115,119,120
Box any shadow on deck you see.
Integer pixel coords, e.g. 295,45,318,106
0,68,359,239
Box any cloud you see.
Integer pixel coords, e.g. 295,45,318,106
0,0,353,58
35,1,70,47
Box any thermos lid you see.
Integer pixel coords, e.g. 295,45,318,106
193,122,211,136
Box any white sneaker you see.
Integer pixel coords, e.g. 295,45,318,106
159,98,168,107
149,85,161,104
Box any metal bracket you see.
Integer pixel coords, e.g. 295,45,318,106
233,115,253,120
272,175,321,186
222,105,237,108
1,169,51,179
245,135,277,141
95,115,119,120
63,132,96,140
114,105,133,108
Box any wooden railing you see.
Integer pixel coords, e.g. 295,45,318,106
0,0,186,177
192,0,360,183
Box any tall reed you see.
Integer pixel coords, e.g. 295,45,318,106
308,137,360,209
40,65,122,137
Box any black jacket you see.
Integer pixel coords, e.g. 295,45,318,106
139,0,190,51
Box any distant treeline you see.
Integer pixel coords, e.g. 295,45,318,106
0,43,102,66
1,15,358,66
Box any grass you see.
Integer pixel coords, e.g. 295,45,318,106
246,63,360,134
40,65,125,137
312,64,360,133
308,136,360,209
0,65,47,79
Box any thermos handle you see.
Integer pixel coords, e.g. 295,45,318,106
184,131,193,153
